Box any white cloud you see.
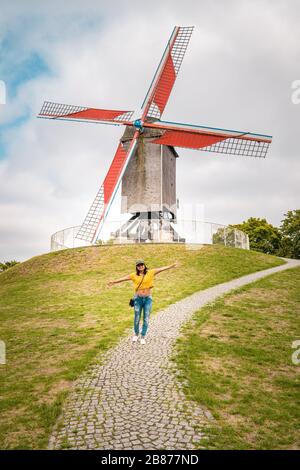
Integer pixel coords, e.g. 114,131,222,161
0,0,299,261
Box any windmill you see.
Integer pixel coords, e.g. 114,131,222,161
38,26,272,245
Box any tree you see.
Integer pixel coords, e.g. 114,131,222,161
231,217,282,255
0,260,19,272
278,210,300,259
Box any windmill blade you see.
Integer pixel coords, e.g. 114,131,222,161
144,120,272,158
38,101,134,126
141,26,194,121
75,131,139,244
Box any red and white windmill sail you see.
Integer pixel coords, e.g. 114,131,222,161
38,25,272,244
75,134,139,243
143,120,271,157
141,26,194,121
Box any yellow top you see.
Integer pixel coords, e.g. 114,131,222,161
129,269,155,291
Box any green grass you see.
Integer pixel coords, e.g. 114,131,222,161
0,243,284,449
172,266,300,449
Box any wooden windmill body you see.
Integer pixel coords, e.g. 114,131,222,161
116,126,182,242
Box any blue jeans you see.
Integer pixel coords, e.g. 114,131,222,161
133,295,153,337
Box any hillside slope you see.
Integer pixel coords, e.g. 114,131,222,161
173,265,300,449
0,243,284,449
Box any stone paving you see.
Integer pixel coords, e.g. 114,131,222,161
48,258,300,450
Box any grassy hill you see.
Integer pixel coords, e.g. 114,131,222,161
0,243,284,449
173,266,300,449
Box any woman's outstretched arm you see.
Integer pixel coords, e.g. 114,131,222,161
154,262,178,276
107,274,132,288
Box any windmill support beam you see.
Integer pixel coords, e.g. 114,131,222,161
110,211,185,243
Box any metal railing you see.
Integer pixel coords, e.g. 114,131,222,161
50,219,249,252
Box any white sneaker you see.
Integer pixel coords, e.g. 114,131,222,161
132,335,138,343
140,337,146,345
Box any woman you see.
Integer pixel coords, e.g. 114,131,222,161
107,259,178,344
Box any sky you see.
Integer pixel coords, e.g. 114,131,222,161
0,0,299,261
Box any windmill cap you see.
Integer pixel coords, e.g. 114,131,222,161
135,259,145,266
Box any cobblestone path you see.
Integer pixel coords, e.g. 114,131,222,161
49,258,300,450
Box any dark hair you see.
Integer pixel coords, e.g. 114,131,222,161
136,264,148,276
